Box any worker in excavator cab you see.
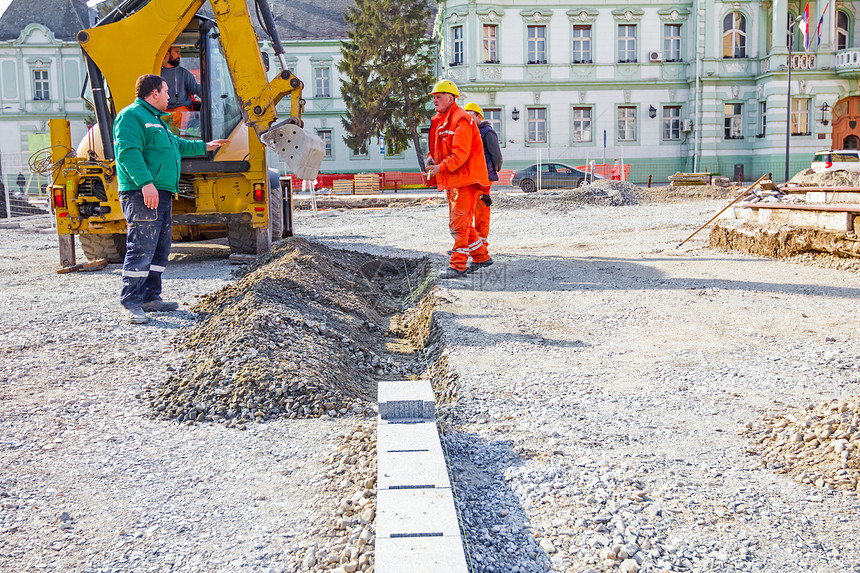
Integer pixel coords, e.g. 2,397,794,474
426,79,491,279
160,45,201,137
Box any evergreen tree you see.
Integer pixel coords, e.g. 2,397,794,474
339,0,436,170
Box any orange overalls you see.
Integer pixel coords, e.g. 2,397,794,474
427,104,491,272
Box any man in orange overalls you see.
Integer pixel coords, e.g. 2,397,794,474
426,80,491,279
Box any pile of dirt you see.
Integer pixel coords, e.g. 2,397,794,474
789,168,860,187
145,238,433,427
564,179,639,206
636,184,738,203
743,397,860,492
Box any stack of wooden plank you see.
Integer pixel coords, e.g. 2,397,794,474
354,173,380,195
669,172,710,186
333,179,354,195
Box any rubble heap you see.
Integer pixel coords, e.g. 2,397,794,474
743,397,860,492
146,238,431,427
788,168,860,187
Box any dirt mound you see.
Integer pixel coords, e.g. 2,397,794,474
788,168,860,187
743,397,860,492
636,184,738,202
146,238,432,427
494,179,638,211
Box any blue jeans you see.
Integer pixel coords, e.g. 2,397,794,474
120,190,173,309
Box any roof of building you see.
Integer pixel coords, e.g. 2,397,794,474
0,0,90,42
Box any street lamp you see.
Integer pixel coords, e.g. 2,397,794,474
819,102,831,126
785,15,803,183
648,105,657,119
511,107,520,121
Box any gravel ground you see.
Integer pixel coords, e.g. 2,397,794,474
297,194,860,573
2,188,859,573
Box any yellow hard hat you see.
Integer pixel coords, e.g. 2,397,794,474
430,79,460,97
464,102,483,116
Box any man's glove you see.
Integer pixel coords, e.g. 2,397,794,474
479,194,492,207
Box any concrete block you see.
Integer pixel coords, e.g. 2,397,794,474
378,379,435,420
378,447,451,490
377,420,442,453
376,535,468,573
376,487,462,538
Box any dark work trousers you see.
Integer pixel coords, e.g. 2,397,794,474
120,189,173,309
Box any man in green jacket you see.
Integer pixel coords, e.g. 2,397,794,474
115,74,228,324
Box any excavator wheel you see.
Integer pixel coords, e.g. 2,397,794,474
226,172,283,255
79,233,127,263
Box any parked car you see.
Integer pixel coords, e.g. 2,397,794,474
811,149,860,173
510,162,602,193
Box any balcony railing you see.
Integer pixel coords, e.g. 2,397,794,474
790,54,816,69
835,48,860,68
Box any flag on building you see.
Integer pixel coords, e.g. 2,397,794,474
817,2,830,50
801,3,810,52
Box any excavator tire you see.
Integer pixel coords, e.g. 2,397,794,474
227,175,282,255
79,233,127,263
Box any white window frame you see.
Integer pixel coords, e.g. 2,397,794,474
452,26,464,65
572,25,592,64
664,24,682,62
724,103,744,139
837,11,850,51
617,25,637,63
572,107,592,143
483,24,498,63
617,106,636,142
484,108,503,145
33,69,50,101
316,129,333,158
723,12,747,58
663,106,681,141
527,25,547,64
791,98,810,135
527,107,547,143
758,101,767,136
314,67,330,98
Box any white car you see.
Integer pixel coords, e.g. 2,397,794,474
811,150,860,173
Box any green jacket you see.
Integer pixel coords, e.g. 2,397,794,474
113,98,206,193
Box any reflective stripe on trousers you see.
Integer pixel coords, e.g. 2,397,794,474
120,190,173,309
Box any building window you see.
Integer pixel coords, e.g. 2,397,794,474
618,25,637,63
452,26,464,65
723,12,747,58
663,106,681,141
316,129,332,157
572,107,592,142
572,25,592,64
527,107,547,143
483,25,498,63
791,99,810,135
724,103,743,139
484,108,502,136
837,11,849,50
664,24,682,62
527,25,546,64
618,106,636,141
758,101,767,136
314,68,330,98
33,69,50,101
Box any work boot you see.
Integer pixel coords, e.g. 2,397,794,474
439,267,468,279
142,299,180,312
121,306,149,324
466,257,494,274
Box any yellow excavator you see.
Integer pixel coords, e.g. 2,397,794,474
47,0,324,266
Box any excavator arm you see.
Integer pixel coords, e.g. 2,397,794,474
78,0,322,179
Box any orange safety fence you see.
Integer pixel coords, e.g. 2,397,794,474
575,164,631,181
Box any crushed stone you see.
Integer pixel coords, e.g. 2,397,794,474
145,238,432,427
744,396,860,492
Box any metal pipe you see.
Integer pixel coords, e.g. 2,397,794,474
83,53,114,160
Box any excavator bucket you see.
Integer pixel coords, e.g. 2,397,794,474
261,120,325,180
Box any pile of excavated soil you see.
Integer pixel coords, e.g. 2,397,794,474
145,238,432,427
494,179,638,211
636,184,738,202
743,397,860,492
789,168,860,187
710,219,860,262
